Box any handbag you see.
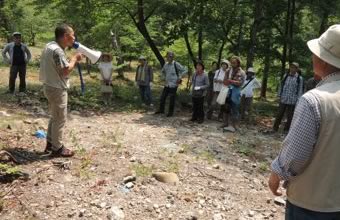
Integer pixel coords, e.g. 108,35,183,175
216,86,230,105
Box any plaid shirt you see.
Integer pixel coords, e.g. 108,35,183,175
279,73,304,105
271,73,340,182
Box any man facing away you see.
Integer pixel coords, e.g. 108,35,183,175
155,51,187,117
2,32,32,94
39,24,82,157
269,24,340,220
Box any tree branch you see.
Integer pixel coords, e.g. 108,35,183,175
101,1,138,26
144,5,158,23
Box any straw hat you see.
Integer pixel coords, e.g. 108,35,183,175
221,59,230,66
307,25,340,69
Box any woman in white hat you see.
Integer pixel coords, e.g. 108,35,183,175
240,67,261,121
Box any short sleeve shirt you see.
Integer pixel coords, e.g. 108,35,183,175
39,42,70,89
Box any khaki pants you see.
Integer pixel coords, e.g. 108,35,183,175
44,85,68,150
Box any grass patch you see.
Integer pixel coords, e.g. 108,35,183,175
130,164,154,177
198,150,215,164
0,163,21,175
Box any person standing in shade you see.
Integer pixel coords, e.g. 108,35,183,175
273,62,304,133
240,67,261,120
269,24,340,220
39,24,82,157
135,56,153,107
190,61,209,124
206,61,218,108
2,32,32,94
155,51,187,117
206,59,230,120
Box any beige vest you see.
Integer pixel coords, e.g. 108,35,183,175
39,42,69,90
287,73,340,212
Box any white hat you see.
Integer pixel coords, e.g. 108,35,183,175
247,67,255,73
221,59,230,66
307,25,340,69
290,62,299,69
138,55,146,60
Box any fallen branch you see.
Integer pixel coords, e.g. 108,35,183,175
0,150,19,163
193,167,224,182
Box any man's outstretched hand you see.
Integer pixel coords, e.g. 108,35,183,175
268,171,283,196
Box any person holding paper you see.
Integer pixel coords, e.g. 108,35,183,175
189,61,209,124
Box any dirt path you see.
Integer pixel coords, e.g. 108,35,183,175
0,102,285,220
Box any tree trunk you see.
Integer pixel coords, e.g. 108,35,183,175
111,31,124,78
319,9,329,35
136,0,165,67
261,32,271,98
287,0,295,63
198,29,203,61
235,13,245,55
246,0,264,69
281,0,291,78
217,39,226,66
197,1,204,61
184,31,197,67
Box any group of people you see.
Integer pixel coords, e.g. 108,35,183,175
3,23,340,220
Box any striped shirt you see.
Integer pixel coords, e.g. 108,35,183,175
271,73,340,182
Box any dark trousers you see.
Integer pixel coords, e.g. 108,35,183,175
240,95,253,120
9,65,27,93
286,201,340,220
139,85,152,105
273,102,295,132
192,97,205,120
158,86,178,115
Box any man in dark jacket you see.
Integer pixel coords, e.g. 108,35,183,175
2,32,32,94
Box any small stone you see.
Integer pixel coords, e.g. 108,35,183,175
125,182,134,189
274,197,286,206
178,148,185,153
67,212,76,218
213,164,220,169
213,213,223,220
100,202,107,209
153,204,159,209
79,209,86,217
107,206,125,220
123,176,137,184
248,210,255,217
152,172,179,184
129,157,136,162
165,204,171,209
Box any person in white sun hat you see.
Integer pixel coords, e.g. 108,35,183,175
240,67,261,121
269,25,340,219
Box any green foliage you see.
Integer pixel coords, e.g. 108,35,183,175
0,163,21,175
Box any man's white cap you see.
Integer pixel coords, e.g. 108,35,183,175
247,67,255,73
307,25,340,69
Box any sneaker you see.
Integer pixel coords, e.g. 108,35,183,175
223,126,236,133
154,111,164,114
166,113,173,117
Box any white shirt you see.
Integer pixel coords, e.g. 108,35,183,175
213,68,227,92
241,77,261,98
98,62,113,80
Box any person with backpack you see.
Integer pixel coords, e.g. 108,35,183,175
240,67,261,120
135,55,153,107
273,62,304,133
206,59,230,120
155,51,187,117
190,60,209,124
